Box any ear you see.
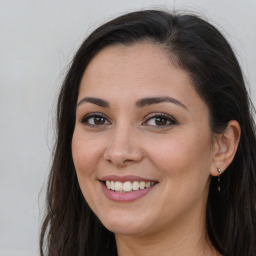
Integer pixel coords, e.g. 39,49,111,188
210,120,241,176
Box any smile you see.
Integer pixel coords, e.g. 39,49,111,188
100,175,158,202
105,180,156,192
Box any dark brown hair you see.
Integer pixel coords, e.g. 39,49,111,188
40,10,256,256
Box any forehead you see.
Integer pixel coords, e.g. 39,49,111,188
80,43,193,96
86,42,170,72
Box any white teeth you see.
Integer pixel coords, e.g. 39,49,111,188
104,180,155,192
123,181,132,192
132,181,140,190
140,181,146,189
106,180,111,189
145,182,151,188
110,181,115,190
114,181,123,192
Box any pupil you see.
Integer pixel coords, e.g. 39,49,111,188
95,117,105,125
155,117,166,125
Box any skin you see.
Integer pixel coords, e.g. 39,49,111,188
72,43,240,256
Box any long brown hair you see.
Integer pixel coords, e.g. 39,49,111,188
40,10,256,256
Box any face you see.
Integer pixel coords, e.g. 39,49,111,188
72,43,216,237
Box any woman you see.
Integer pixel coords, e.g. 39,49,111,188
40,10,256,256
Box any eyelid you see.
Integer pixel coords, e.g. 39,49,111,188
80,112,111,126
142,112,178,127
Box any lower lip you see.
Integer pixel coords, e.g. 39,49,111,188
101,182,156,202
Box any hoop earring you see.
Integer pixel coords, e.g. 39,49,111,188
217,168,221,192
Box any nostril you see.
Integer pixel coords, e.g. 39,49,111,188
103,137,144,166
124,159,134,163
110,149,143,161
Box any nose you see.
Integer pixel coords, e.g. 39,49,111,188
103,125,144,167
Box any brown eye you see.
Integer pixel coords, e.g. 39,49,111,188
143,113,177,128
93,116,105,125
81,113,111,127
155,117,168,126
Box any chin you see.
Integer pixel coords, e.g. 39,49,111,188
104,222,148,236
98,211,153,236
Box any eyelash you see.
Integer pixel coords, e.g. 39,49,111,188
80,112,178,128
143,113,178,128
80,113,111,127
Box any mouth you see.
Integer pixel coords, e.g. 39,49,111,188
99,175,158,202
103,180,156,192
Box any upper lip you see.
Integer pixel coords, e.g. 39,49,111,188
100,175,158,183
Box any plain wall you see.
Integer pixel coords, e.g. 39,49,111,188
0,0,255,255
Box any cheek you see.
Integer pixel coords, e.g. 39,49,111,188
72,130,102,178
147,130,213,184
147,131,212,218
71,130,104,207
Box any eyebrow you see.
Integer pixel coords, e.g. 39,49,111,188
135,96,188,110
77,96,187,110
77,97,110,108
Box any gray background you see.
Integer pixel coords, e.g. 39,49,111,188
0,0,255,255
